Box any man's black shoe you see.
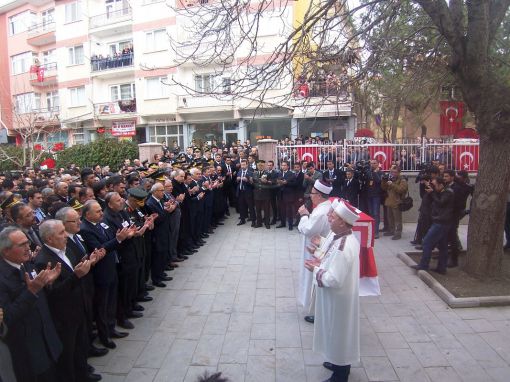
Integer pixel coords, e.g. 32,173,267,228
144,284,155,292
276,224,285,228
251,222,256,227
189,249,199,253
304,315,314,323
153,281,166,288
100,339,116,349
137,295,153,302
117,319,134,330
270,220,277,225
323,362,334,371
161,275,173,282
133,304,144,312
289,226,293,231
254,224,262,228
88,345,108,358
111,329,129,338
410,264,427,271
178,255,189,260
87,364,95,373
165,265,175,271
127,311,143,319
87,372,102,382
201,234,209,238
237,220,246,226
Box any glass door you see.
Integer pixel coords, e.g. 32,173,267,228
224,131,238,147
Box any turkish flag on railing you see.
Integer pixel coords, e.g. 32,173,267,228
440,101,464,136
368,145,394,170
452,144,479,172
37,67,45,82
296,146,321,164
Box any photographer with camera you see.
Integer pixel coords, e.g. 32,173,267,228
381,166,408,240
411,166,439,248
411,177,454,274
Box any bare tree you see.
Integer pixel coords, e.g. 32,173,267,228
163,0,510,279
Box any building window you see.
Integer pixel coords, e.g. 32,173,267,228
222,77,232,94
145,76,168,99
148,125,183,147
68,45,84,65
109,40,132,56
41,8,55,28
11,52,36,75
110,83,135,101
194,74,215,93
14,93,39,114
69,86,86,107
73,129,85,145
9,11,36,35
46,91,59,110
42,49,56,65
65,1,82,23
145,29,167,52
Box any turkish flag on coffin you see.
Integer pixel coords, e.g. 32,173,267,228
368,146,394,170
453,144,479,172
296,146,322,163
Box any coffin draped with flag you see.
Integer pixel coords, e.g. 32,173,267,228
329,197,381,296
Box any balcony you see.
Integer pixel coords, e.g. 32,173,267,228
94,99,137,119
89,8,132,37
177,94,234,113
27,21,56,46
19,107,60,127
90,53,134,79
30,62,58,87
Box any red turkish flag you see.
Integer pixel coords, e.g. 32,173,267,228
440,101,464,136
37,66,45,82
296,146,321,164
368,145,394,170
453,143,479,172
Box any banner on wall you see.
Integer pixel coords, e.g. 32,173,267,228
111,121,136,137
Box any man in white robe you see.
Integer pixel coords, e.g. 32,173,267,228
305,199,360,382
297,179,332,323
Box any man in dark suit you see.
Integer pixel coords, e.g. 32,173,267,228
292,162,305,226
79,200,132,349
322,159,344,198
252,160,272,229
236,159,255,225
35,219,101,382
145,183,174,288
276,161,296,229
341,169,360,207
0,227,62,382
103,192,144,330
55,207,109,359
11,203,43,251
266,160,280,225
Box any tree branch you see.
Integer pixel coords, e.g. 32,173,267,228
489,0,510,42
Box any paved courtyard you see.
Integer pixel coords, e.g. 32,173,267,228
91,218,510,382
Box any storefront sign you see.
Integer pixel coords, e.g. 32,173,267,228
112,121,136,137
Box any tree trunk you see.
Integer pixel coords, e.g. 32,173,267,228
465,134,510,279
390,102,400,141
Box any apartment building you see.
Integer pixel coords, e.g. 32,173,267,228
0,0,356,150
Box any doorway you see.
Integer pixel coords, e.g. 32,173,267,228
224,131,238,147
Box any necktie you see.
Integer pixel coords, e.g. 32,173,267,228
73,235,86,255
240,170,246,190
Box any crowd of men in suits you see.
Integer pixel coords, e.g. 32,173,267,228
0,140,480,382
0,157,231,382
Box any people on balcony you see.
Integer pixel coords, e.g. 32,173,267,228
91,46,134,71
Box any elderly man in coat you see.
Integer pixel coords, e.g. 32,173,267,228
305,199,361,382
297,179,332,323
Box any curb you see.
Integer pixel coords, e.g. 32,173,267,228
397,252,510,308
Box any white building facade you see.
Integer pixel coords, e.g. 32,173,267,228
0,0,356,150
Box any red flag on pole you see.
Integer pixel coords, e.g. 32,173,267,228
440,101,464,136
368,145,394,170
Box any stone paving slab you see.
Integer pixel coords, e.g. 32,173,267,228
94,220,510,381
